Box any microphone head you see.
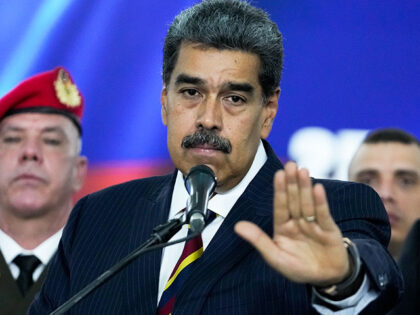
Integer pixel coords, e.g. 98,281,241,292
185,165,217,233
185,165,216,194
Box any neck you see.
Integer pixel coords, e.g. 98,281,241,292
0,203,71,250
388,240,402,260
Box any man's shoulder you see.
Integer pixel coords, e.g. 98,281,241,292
82,172,175,204
313,177,378,197
64,172,176,238
312,178,386,219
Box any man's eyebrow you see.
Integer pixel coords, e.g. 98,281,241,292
174,74,255,94
0,126,67,137
225,82,254,93
355,169,378,178
0,126,23,132
175,74,205,86
395,170,419,178
43,126,66,135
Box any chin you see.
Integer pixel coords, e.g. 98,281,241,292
11,199,49,219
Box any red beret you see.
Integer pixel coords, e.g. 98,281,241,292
0,66,84,133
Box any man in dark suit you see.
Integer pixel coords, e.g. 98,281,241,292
0,67,87,315
348,128,420,313
348,128,420,259
389,219,420,314
30,1,402,314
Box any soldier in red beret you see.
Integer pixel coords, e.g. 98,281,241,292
0,67,87,315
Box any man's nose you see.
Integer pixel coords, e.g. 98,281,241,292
195,97,222,131
376,182,394,203
19,139,42,163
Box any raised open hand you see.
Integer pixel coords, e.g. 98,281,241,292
234,161,351,287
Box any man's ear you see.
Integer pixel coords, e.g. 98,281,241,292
72,156,88,192
161,86,168,126
260,87,280,139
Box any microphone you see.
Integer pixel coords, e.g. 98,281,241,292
185,165,217,233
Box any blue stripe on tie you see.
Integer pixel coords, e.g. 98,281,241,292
157,210,217,313
158,253,201,307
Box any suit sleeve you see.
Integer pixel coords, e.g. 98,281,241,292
321,180,404,314
28,195,89,314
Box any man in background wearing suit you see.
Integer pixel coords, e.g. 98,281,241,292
30,1,402,314
0,67,87,315
391,219,420,314
349,128,420,258
348,128,420,313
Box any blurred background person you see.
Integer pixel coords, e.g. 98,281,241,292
0,67,87,315
348,128,420,314
348,128,420,259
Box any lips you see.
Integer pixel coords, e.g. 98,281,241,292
191,143,219,150
189,146,221,157
13,173,46,184
387,212,400,225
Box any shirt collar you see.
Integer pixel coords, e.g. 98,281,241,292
169,140,267,219
0,228,63,265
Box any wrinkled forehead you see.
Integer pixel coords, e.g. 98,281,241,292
170,43,262,91
0,112,80,138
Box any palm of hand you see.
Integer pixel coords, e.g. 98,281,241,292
235,162,350,287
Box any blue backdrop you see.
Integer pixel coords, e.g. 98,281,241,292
1,0,419,193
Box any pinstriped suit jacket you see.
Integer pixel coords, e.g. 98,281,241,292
29,142,402,314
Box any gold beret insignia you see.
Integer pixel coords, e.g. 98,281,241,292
54,69,82,108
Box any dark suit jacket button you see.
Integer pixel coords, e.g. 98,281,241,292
378,274,388,287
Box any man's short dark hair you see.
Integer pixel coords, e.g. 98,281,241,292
163,0,284,101
363,128,420,147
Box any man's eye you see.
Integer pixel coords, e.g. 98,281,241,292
358,176,373,185
44,139,61,146
2,137,20,143
225,95,245,105
398,177,417,188
181,89,200,97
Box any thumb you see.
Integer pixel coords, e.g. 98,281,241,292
234,221,281,268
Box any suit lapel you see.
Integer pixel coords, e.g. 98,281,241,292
124,171,177,313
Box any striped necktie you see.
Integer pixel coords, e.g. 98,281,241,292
157,211,216,315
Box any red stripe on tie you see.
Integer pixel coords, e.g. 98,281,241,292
157,210,217,315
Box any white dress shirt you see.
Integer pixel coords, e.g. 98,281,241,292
0,228,62,281
158,140,377,313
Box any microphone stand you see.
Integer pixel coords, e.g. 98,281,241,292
50,217,186,315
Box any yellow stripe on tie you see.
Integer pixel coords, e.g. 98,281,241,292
163,247,203,291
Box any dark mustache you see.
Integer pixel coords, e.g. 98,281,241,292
181,129,232,154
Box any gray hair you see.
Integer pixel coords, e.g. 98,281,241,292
163,0,284,101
